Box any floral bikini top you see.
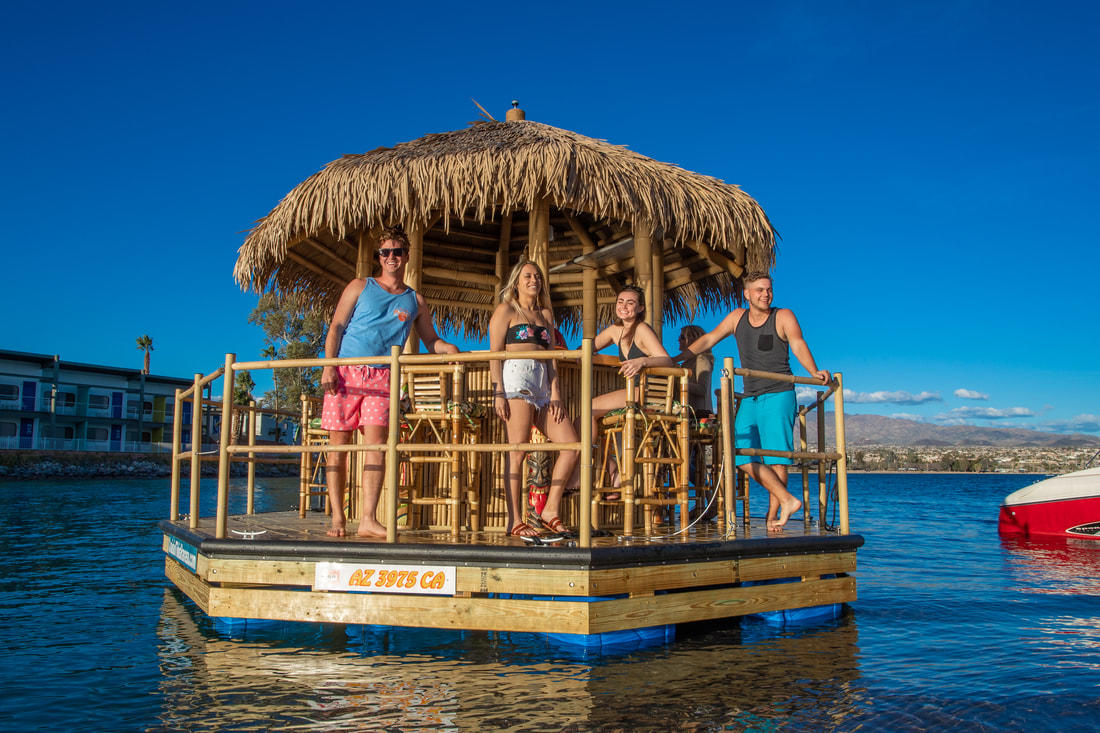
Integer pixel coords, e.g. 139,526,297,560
505,323,551,348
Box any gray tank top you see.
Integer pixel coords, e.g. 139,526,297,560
734,308,793,396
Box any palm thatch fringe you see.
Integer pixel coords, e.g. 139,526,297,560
235,120,776,297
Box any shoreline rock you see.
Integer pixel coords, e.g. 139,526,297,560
0,450,298,481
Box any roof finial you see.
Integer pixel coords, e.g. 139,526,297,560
506,100,526,121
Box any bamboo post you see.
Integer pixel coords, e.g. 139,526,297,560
299,393,309,518
356,229,376,279
800,411,810,523
834,373,850,534
633,221,653,328
678,369,689,529
496,213,512,288
404,224,424,353
719,358,734,535
623,375,637,536
246,399,256,515
385,345,401,542
651,242,665,340
449,365,461,535
189,373,202,530
528,197,550,275
579,338,593,547
170,387,183,521
215,354,235,539
582,236,596,340
817,401,828,528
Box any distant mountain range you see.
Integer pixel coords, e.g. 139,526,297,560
824,413,1100,448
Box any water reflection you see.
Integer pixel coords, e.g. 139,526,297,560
1000,535,1100,595
156,590,865,731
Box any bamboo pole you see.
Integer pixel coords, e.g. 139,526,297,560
215,353,235,539
720,358,734,535
170,388,183,521
651,242,665,340
528,198,550,274
189,373,202,530
225,441,583,455
286,250,346,287
579,338,593,546
799,410,809,523
623,375,636,536
684,239,744,278
246,399,256,515
356,229,377,279
177,367,224,401
495,212,512,288
834,372,850,534
385,345,401,542
404,223,424,353
633,221,653,328
299,392,310,512
817,402,828,529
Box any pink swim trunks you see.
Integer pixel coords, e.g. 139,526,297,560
320,365,391,430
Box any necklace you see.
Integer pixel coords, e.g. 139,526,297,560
517,302,541,325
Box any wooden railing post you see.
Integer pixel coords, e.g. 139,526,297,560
299,393,309,518
189,373,202,530
170,387,183,521
817,399,828,528
833,373,849,534
799,409,809,523
385,345,401,543
247,399,257,515
216,353,235,539
720,357,735,535
579,338,593,547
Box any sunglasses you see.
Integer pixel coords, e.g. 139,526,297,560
378,248,406,258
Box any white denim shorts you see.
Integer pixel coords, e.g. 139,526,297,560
502,358,551,408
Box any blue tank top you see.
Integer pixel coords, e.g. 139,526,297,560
337,278,418,358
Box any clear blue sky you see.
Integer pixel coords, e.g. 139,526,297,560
2,1,1097,434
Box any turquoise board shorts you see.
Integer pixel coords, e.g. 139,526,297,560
734,390,796,466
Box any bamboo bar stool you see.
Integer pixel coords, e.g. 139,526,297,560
594,367,692,535
298,394,330,517
397,364,482,535
688,411,723,523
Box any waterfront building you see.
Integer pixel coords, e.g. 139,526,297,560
0,349,193,452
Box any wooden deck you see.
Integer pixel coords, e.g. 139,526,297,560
161,510,862,636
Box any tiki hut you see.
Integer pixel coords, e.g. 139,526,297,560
234,104,777,344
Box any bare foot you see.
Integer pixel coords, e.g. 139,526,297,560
327,520,347,537
356,519,387,538
773,496,802,529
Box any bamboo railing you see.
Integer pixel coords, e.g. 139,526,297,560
169,346,850,542
718,357,849,534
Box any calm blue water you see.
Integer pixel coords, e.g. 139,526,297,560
2,473,1099,731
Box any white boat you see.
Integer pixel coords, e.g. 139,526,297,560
998,465,1100,540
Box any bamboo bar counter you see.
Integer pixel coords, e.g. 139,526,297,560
162,103,862,642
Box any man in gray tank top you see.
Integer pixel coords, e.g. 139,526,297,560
674,271,830,531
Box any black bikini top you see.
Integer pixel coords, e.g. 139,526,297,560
506,323,551,348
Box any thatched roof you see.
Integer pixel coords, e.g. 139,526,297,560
235,117,777,338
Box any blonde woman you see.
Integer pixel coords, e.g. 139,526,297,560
489,259,579,538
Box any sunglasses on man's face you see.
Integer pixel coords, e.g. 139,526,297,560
378,248,407,258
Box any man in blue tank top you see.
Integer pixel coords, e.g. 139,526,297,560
675,271,830,531
320,226,458,538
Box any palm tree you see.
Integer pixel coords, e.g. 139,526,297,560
262,345,280,442
136,335,153,374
